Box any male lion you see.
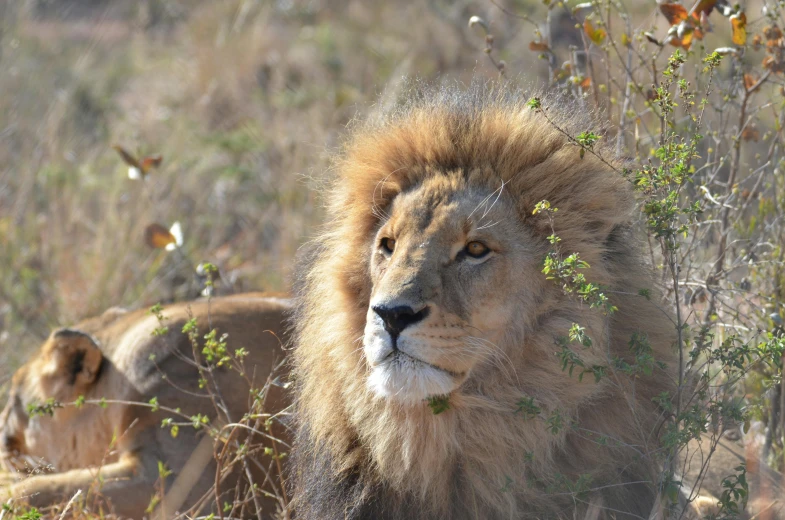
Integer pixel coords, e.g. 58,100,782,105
289,84,679,519
0,293,291,518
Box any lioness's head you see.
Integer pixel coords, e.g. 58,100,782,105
363,174,542,403
0,328,103,471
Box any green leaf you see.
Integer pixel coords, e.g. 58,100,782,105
427,395,451,415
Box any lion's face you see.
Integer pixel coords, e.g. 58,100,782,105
0,329,103,471
363,174,543,404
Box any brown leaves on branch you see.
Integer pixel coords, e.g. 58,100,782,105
764,25,783,42
730,12,747,46
761,25,785,74
659,3,688,26
658,2,704,50
666,25,695,49
529,41,550,52
656,0,744,50
583,19,606,46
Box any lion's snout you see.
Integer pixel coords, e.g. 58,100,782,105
363,298,467,403
371,304,430,341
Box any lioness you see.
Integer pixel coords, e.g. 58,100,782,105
0,293,291,518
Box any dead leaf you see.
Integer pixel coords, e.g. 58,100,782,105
529,41,550,52
584,19,606,46
764,25,783,41
743,73,757,90
742,124,760,142
660,3,688,26
731,12,747,46
668,24,694,49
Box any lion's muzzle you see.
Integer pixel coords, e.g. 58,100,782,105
371,304,430,344
363,300,460,404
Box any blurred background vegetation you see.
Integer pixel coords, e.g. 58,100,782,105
0,0,531,374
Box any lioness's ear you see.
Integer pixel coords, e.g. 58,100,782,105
46,328,103,387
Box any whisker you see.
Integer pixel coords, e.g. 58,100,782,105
468,180,507,229
371,167,406,221
464,335,519,385
480,181,506,220
476,220,500,231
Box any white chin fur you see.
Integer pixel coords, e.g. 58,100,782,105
368,356,456,405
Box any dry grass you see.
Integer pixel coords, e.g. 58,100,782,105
0,0,525,378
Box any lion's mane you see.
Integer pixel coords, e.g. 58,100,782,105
290,82,677,519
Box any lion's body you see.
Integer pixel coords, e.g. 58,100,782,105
0,293,292,518
290,84,678,519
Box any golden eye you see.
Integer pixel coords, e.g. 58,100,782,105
465,241,490,259
381,237,396,254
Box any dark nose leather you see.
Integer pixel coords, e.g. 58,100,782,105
372,305,429,338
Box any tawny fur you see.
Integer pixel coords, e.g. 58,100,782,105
290,82,678,519
0,293,292,518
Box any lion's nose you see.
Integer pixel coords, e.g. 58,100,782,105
372,305,429,338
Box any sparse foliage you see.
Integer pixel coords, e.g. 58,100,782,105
471,0,785,514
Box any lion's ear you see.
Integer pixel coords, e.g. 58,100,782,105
46,328,103,387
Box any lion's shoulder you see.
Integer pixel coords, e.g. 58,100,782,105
84,293,292,392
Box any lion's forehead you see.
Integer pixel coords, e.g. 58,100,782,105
391,180,509,237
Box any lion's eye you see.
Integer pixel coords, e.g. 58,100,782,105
465,241,490,259
381,237,396,254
